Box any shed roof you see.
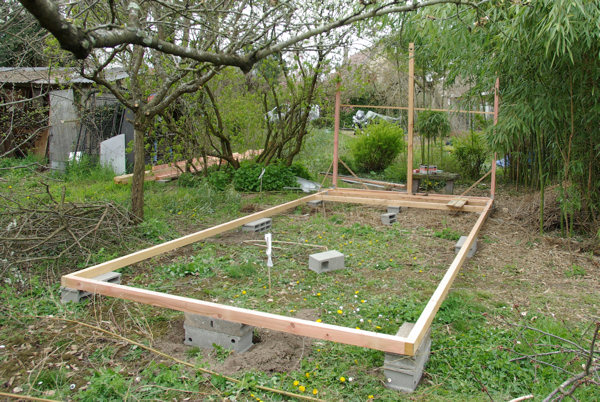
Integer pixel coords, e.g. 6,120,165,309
0,67,127,86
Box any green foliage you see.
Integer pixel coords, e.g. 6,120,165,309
207,170,233,191
224,262,257,279
565,264,586,278
233,162,296,192
164,255,215,278
78,368,129,401
350,121,404,172
289,162,312,180
62,156,116,182
177,172,203,188
383,162,407,183
434,227,461,241
417,110,451,141
452,132,488,180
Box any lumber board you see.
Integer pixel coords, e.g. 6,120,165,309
407,43,415,194
339,104,495,116
407,199,493,350
61,276,414,355
70,192,323,279
319,195,484,213
447,199,466,208
328,188,489,206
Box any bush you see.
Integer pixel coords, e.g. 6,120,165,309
452,131,489,180
233,162,296,192
350,121,404,172
177,172,203,188
290,162,312,180
207,170,232,191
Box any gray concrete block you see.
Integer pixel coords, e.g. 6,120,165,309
184,325,253,353
387,206,402,214
60,271,121,303
184,313,253,337
242,218,272,233
383,322,431,393
308,250,345,273
307,200,323,208
455,235,477,258
381,212,397,225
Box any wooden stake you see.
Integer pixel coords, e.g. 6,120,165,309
340,104,494,116
407,43,415,194
333,79,341,189
491,77,499,198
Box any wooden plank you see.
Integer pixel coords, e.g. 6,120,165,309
319,195,484,213
407,199,493,350
491,77,500,198
447,199,466,208
327,188,490,206
407,43,415,194
61,275,414,356
70,192,323,279
333,80,341,188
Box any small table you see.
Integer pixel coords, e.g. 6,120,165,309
412,172,460,194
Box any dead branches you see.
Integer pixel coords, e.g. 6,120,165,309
0,183,133,271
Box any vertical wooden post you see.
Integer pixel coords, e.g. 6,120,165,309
407,43,415,194
333,78,341,188
491,77,499,198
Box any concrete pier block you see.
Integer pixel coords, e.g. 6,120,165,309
242,218,272,233
183,313,254,353
307,200,323,208
60,271,121,303
383,322,431,393
381,213,397,225
387,206,402,214
308,250,345,273
455,236,477,258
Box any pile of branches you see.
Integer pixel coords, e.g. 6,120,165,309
1,183,133,270
511,184,563,232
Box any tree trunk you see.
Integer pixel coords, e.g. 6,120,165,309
131,117,146,223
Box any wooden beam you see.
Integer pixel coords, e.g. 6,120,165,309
70,192,323,279
491,77,500,198
61,275,414,356
339,104,495,116
333,79,341,188
319,195,484,213
407,199,493,350
407,43,415,194
327,188,490,206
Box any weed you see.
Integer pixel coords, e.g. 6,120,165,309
433,227,461,241
565,264,586,277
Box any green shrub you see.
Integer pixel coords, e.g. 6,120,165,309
177,172,203,188
290,162,312,180
383,162,407,183
233,162,296,192
350,121,404,172
452,131,489,180
207,170,232,191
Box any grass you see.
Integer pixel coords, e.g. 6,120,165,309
1,143,598,400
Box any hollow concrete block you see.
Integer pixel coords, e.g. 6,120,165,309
381,212,397,225
183,313,254,353
242,218,272,233
60,271,121,304
455,236,477,258
308,250,344,273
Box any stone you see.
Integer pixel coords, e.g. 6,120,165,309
387,206,402,214
308,250,345,273
455,236,477,258
383,322,431,393
60,271,121,303
381,213,397,225
242,218,272,233
100,134,126,175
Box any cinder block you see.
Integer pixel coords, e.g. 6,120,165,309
60,271,121,303
383,322,431,393
184,313,252,337
308,250,345,273
455,236,477,258
307,200,323,208
184,325,253,353
242,218,272,233
387,206,402,214
381,212,397,225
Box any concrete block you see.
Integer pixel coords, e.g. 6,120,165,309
308,250,345,273
383,322,431,393
387,206,402,214
184,313,252,337
184,325,253,353
455,236,477,258
381,213,397,225
307,200,323,208
60,271,121,303
242,218,272,233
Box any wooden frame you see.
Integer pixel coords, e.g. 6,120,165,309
62,43,499,358
63,189,492,357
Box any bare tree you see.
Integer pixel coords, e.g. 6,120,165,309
14,0,484,221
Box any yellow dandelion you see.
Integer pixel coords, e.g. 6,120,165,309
389,258,393,262
355,291,359,294
299,385,306,392
316,319,322,323
413,256,417,260
312,389,318,395
305,372,310,378
293,380,299,386
368,395,374,399
355,326,360,330
242,290,247,295
8,185,12,189
340,376,346,383
317,293,321,296
289,309,296,312
337,309,343,314
305,239,308,243
418,270,423,273
177,211,182,215
263,285,267,289
361,299,366,303
376,325,382,329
